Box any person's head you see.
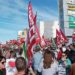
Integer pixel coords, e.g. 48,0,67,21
61,51,67,61
62,43,66,47
15,57,26,75
19,48,23,55
10,51,16,58
34,45,41,52
69,44,73,50
0,56,6,70
44,50,55,64
5,50,10,59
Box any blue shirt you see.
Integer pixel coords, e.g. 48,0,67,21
33,51,43,70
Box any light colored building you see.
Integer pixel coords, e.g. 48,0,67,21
38,21,59,39
58,0,75,37
58,0,75,44
18,28,28,39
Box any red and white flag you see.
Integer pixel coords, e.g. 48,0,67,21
60,29,68,43
27,2,36,60
28,1,34,27
56,29,68,47
33,14,41,45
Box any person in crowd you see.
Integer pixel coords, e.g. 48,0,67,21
68,44,75,63
10,51,16,58
58,50,71,75
17,48,23,57
57,48,63,61
69,44,74,51
14,57,35,75
33,45,43,75
0,55,6,75
2,49,6,57
38,49,58,75
6,50,16,75
5,50,10,59
70,58,75,75
14,57,26,75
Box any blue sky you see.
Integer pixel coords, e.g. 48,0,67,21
0,0,58,43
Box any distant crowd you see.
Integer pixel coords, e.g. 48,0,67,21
0,42,75,75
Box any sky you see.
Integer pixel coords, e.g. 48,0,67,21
0,0,58,43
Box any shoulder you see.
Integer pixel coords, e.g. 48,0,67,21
14,72,18,75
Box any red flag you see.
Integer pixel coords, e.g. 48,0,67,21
27,2,36,61
60,29,68,43
56,29,68,47
45,39,51,46
56,29,61,46
33,14,41,45
28,1,34,27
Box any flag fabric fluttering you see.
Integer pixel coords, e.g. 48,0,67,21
33,14,46,48
56,29,68,47
28,1,34,27
56,29,61,46
60,29,68,43
33,13,41,45
27,1,36,61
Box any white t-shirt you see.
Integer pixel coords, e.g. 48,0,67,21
6,58,16,75
38,60,58,75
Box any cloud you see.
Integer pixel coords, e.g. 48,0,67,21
0,0,58,26
37,9,58,21
32,6,58,22
0,0,58,42
0,0,27,25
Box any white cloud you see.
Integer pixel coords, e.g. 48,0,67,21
0,0,58,43
32,6,58,21
0,0,28,24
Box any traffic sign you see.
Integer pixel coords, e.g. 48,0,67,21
69,16,75,28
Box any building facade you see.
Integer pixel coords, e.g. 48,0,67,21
58,0,75,43
38,21,59,39
17,28,28,40
58,0,75,37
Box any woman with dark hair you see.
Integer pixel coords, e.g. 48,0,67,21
58,51,71,75
38,50,58,75
0,55,6,75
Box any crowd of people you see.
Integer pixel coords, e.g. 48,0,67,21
0,42,75,75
